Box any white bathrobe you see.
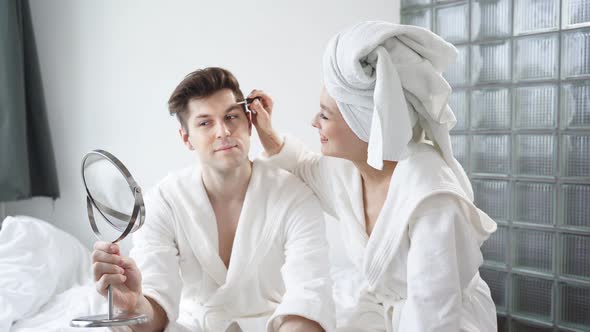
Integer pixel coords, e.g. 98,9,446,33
263,136,497,332
128,160,335,332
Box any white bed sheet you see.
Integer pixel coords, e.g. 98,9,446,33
1,215,361,332
0,216,108,332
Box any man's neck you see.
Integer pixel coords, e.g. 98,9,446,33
201,161,253,203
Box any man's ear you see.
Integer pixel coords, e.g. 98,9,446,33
179,127,194,150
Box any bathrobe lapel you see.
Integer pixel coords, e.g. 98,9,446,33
337,166,370,269
175,167,228,286
361,154,422,289
362,144,483,289
175,161,282,301
222,160,278,289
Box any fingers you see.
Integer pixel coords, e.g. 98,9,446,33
92,242,132,286
93,261,125,281
247,89,273,110
118,256,138,271
93,257,136,292
93,241,120,255
92,242,124,283
92,252,138,274
247,89,266,99
246,91,269,116
248,98,266,115
96,273,127,295
92,248,122,265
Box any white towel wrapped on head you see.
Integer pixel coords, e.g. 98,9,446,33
322,21,473,199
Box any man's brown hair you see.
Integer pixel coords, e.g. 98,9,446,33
168,67,245,131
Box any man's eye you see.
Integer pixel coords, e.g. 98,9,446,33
226,115,238,120
199,121,210,126
319,113,328,120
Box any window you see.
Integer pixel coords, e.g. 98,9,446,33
401,1,590,330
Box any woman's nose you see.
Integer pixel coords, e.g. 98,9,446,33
311,113,320,129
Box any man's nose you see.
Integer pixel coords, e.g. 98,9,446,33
216,122,231,138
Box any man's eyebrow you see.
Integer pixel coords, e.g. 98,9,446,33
225,104,243,113
194,105,242,118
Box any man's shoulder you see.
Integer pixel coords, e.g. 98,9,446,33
254,159,314,195
253,161,325,227
253,160,322,212
146,166,196,201
157,166,195,188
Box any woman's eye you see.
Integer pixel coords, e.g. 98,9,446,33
226,115,238,120
319,113,328,120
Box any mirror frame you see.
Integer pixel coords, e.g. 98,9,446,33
81,149,145,244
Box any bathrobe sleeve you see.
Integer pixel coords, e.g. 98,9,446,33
266,192,336,332
263,135,339,218
129,187,183,326
399,195,483,332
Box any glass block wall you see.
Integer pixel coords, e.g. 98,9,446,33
401,0,590,331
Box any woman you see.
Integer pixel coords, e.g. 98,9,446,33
247,21,497,332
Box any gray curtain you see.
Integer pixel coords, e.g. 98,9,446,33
0,0,59,201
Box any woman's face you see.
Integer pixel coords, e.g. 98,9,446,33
312,87,368,162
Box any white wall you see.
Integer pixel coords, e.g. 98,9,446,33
6,0,399,254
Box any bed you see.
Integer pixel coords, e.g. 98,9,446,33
0,215,109,332
0,215,360,332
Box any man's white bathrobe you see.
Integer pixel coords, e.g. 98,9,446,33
263,136,498,332
129,160,335,332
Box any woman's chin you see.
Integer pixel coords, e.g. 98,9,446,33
321,145,359,162
320,145,337,158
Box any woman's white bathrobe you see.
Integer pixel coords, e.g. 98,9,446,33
264,136,498,332
129,160,335,332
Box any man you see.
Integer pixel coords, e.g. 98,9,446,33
92,67,335,332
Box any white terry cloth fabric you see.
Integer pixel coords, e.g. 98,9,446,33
0,216,92,332
124,160,335,332
9,282,111,332
262,136,497,332
322,21,473,199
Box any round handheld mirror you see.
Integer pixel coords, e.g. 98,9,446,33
71,150,148,328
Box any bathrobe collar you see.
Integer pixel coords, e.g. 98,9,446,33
361,143,496,290
339,167,369,250
175,160,278,290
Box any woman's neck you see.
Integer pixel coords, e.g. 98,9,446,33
353,160,397,188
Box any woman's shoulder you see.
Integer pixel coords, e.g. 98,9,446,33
398,142,464,193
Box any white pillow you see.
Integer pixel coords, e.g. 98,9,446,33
0,215,91,331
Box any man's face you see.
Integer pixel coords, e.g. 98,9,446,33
180,89,252,171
